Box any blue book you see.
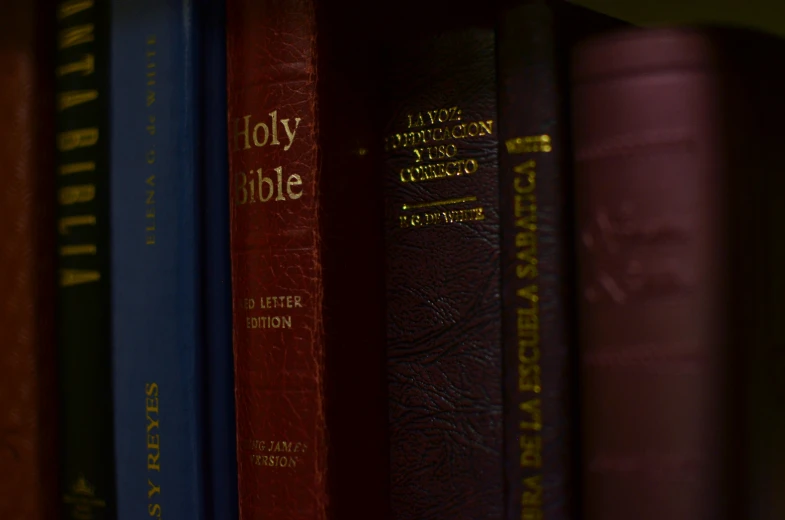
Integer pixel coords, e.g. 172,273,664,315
203,0,239,517
110,1,205,519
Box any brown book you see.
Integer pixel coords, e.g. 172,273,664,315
0,1,58,519
573,26,785,520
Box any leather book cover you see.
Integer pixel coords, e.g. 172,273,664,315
572,26,785,520
381,15,504,520
0,1,57,518
381,2,623,519
55,0,116,518
496,2,624,519
226,0,388,519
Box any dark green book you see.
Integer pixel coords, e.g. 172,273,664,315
54,1,115,519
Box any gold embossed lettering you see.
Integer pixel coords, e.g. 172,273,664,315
146,382,161,472
520,434,542,468
503,133,545,520
399,206,485,228
506,134,552,154
521,475,543,520
58,24,94,49
60,269,100,287
390,106,497,228
280,117,301,151
519,398,542,431
236,166,302,204
286,172,303,199
236,171,248,204
59,184,95,205
60,245,97,256
58,215,96,234
245,316,293,329
58,89,98,111
269,110,279,145
58,0,93,19
59,161,95,175
247,438,306,470
233,115,251,151
58,127,98,151
57,54,95,77
147,479,160,499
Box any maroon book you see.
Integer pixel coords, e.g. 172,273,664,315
225,1,388,519
0,1,57,518
573,26,785,520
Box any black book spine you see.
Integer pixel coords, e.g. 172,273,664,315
54,1,116,519
497,3,625,520
498,3,573,520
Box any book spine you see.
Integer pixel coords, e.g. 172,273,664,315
571,30,726,520
382,26,503,520
225,1,324,519
55,0,117,518
110,1,205,519
497,3,574,520
1,2,57,519
203,0,238,517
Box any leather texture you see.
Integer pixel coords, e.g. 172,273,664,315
0,2,58,518
227,1,388,519
382,24,504,520
228,2,322,517
573,26,785,520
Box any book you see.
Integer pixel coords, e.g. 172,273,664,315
381,2,621,519
55,0,117,518
225,0,388,518
202,0,239,517
381,17,503,520
572,26,785,520
496,2,623,519
0,1,57,518
110,1,205,518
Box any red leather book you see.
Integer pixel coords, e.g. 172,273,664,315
0,1,57,518
225,1,388,519
573,26,785,520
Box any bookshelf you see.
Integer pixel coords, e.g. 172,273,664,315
575,0,785,36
